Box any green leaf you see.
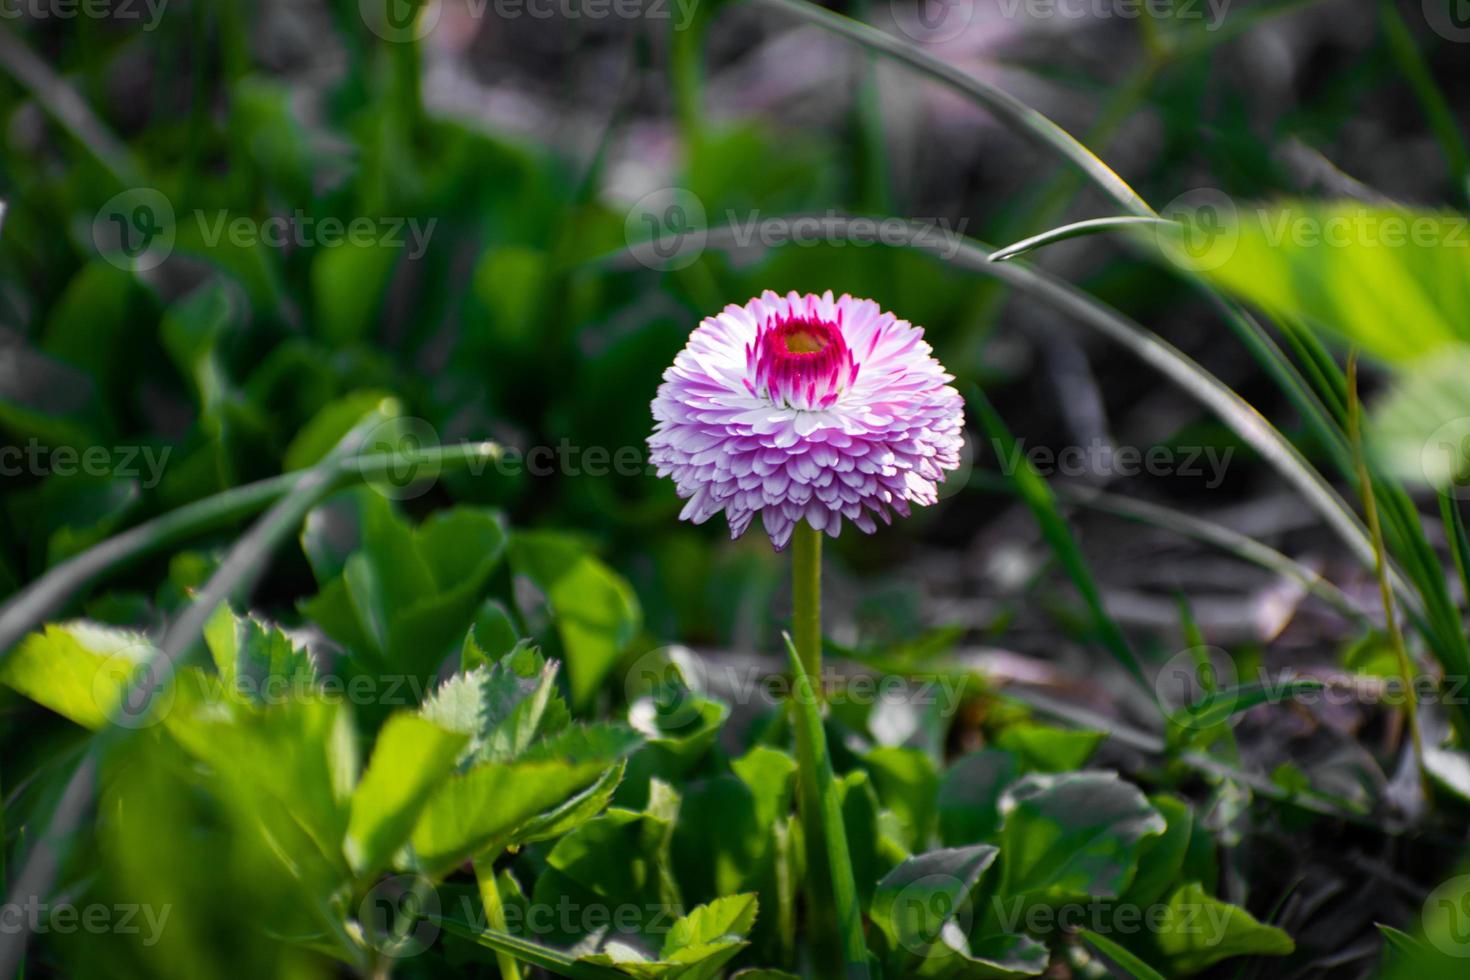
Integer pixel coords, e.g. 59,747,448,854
410,754,625,878
662,893,759,954
284,391,395,471
514,761,629,844
574,894,757,980
1153,883,1294,974
203,604,316,704
861,746,939,853
1,622,160,730
420,648,568,764
995,724,1104,773
998,772,1165,901
464,600,524,670
937,750,1019,847
346,713,468,875
343,495,437,656
915,932,1048,979
1118,795,1193,910
165,691,358,881
1163,203,1470,363
532,797,683,944
312,239,401,345
511,531,641,709
870,845,997,955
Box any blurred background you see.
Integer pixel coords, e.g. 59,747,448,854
1,0,1469,976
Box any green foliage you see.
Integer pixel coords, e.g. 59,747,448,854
7,0,1456,976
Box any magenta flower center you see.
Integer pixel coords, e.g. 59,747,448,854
749,315,858,410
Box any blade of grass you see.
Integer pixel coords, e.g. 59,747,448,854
0,440,504,662
433,915,627,980
988,216,1172,262
1439,494,1470,619
783,633,870,980
967,475,1367,627
0,25,138,186
1380,1,1470,204
753,0,1153,217
970,389,1148,690
1081,928,1166,980
1348,352,1427,795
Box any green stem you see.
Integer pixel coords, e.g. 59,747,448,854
792,523,822,680
789,522,839,976
474,857,522,980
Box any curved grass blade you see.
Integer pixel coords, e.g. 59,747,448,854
988,216,1171,262
1380,3,1470,203
783,633,871,980
752,0,1153,217
1180,679,1327,731
1348,353,1427,791
969,473,1368,627
1080,928,1166,980
0,25,138,185
970,392,1148,690
0,441,504,662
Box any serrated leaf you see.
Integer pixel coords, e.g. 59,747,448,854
203,604,316,704
421,648,568,764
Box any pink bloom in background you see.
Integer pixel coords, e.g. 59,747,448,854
649,291,966,549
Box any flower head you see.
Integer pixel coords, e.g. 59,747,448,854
649,291,966,549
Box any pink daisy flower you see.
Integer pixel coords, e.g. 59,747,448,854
648,291,966,549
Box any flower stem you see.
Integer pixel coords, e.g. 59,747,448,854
792,523,823,680
790,523,841,976
473,856,522,980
